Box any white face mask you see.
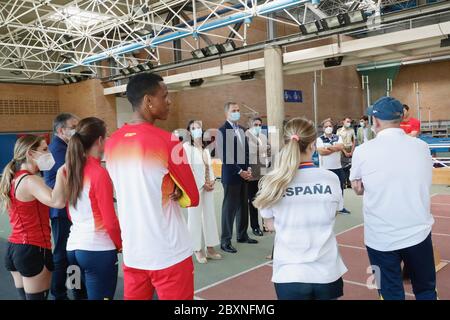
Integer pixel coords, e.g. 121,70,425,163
344,122,351,128
324,127,333,135
34,152,55,171
360,121,366,128
191,128,203,140
68,129,76,137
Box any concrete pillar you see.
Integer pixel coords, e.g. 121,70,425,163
264,45,285,145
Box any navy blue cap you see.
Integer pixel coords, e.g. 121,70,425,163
367,96,404,120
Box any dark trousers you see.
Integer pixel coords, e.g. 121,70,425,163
247,180,261,230
329,168,345,194
366,233,437,300
221,181,249,245
342,165,351,187
51,216,86,300
67,250,118,300
274,278,343,300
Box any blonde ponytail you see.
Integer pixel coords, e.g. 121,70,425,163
0,135,44,210
253,117,317,209
0,160,17,209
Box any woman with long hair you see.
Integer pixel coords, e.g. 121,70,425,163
0,135,66,300
183,120,221,264
65,117,122,300
253,117,347,300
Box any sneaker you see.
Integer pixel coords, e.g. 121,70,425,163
338,208,351,215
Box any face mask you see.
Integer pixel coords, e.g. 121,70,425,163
360,121,366,128
252,126,261,136
230,112,240,122
344,122,351,128
68,129,76,137
191,128,203,139
34,152,55,171
324,127,333,135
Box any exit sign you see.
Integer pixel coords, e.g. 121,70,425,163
284,90,303,103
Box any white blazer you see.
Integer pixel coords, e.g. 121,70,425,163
183,143,215,190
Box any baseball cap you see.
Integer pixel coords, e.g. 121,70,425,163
367,96,404,120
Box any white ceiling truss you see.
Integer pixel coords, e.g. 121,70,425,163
0,0,446,84
103,18,450,94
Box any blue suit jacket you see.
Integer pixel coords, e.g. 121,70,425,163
217,121,249,185
43,135,68,219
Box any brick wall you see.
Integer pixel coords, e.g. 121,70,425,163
0,83,59,132
172,65,365,131
391,60,450,121
0,79,118,134
58,79,117,134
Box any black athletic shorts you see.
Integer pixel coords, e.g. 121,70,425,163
4,242,54,277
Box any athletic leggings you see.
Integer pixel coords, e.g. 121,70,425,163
67,250,118,300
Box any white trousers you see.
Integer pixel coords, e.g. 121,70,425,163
187,189,220,251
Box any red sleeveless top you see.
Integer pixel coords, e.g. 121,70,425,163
8,170,52,249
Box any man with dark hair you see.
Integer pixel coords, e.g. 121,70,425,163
357,116,376,145
400,104,421,137
217,102,258,254
104,73,199,300
44,113,85,300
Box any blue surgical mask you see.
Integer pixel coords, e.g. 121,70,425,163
252,126,261,136
191,128,203,139
230,112,240,122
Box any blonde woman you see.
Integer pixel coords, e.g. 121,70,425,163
253,118,347,300
183,120,222,264
0,135,67,300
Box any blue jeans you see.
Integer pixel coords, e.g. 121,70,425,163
274,277,343,300
366,233,437,300
67,250,118,300
51,216,86,300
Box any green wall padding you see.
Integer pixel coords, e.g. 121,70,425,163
357,63,401,104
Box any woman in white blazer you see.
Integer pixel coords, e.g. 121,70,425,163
183,120,222,264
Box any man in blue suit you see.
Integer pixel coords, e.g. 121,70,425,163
217,102,258,253
44,113,86,300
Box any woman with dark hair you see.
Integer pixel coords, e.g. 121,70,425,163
0,135,67,300
183,120,221,264
65,117,122,300
246,117,270,237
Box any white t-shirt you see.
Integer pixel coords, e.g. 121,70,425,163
316,135,343,170
363,128,369,143
350,128,434,252
260,167,347,284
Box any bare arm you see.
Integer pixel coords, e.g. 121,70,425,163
328,143,344,152
27,167,67,208
351,179,365,196
317,147,333,156
351,137,356,153
264,218,275,232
